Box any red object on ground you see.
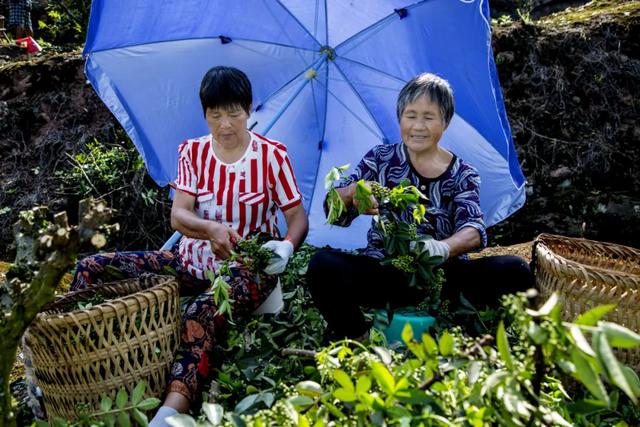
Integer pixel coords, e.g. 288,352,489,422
16,36,42,54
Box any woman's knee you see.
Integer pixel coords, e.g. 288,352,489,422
307,250,347,294
497,256,534,290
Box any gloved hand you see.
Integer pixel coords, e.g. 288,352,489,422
262,239,294,275
411,238,450,264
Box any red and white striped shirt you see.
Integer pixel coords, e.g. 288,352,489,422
174,131,302,279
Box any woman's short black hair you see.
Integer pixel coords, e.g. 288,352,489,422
397,73,454,126
199,66,252,116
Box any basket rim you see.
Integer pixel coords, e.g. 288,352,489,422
35,275,179,321
534,234,640,292
535,233,640,256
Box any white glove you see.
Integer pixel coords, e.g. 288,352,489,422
262,239,294,275
411,238,450,264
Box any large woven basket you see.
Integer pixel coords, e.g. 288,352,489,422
24,274,181,421
533,233,640,368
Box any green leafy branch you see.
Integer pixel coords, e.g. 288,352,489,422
324,166,444,311
205,234,275,322
41,381,161,427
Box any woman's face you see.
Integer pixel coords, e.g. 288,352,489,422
205,104,250,148
400,95,448,156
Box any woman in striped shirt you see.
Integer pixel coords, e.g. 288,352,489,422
61,67,307,426
151,66,309,422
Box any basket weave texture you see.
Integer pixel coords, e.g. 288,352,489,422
24,274,181,421
533,233,640,368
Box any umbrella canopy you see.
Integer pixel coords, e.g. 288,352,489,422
84,0,525,249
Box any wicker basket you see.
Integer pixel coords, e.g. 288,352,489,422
24,274,181,421
533,233,640,368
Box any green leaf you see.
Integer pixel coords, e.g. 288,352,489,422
326,188,346,224
205,269,216,284
422,333,438,355
401,322,413,344
52,418,67,427
132,408,149,427
333,387,357,402
527,321,548,345
131,381,146,406
596,332,637,404
234,393,260,414
575,304,617,326
480,371,509,396
116,388,128,409
600,321,640,348
324,164,350,190
298,414,311,427
356,376,372,395
412,204,426,224
622,366,640,397
117,412,131,427
371,361,395,395
203,402,224,425
568,399,609,415
100,395,113,412
439,331,454,356
288,395,316,409
295,381,323,398
496,321,514,370
354,180,374,213
137,397,161,411
104,414,116,427
468,361,482,385
570,324,596,357
571,348,610,406
166,414,198,427
526,292,558,316
333,369,354,392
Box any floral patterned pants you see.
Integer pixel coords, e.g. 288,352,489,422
69,246,277,404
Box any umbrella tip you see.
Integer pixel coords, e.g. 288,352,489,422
394,8,408,19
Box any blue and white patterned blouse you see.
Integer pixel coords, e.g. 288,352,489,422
327,143,488,259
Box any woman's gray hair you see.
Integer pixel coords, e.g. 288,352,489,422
396,73,454,125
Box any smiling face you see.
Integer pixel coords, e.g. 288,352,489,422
206,104,250,149
400,95,448,156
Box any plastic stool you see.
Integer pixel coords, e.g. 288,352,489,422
373,308,435,345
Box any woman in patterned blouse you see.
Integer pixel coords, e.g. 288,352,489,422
307,73,532,340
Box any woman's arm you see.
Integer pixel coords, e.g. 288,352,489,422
282,203,309,249
170,190,240,259
442,227,482,258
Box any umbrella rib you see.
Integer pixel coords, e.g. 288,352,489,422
335,0,428,55
334,56,405,84
264,0,321,68
330,62,387,141
272,0,322,48
321,82,383,140
85,36,318,56
256,58,324,112
260,57,330,135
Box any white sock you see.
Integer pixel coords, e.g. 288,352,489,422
149,406,178,427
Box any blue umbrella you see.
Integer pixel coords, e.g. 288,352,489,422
83,0,525,249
